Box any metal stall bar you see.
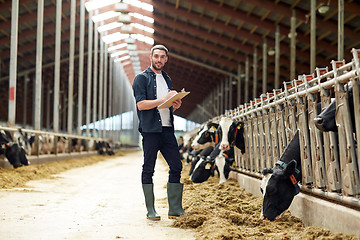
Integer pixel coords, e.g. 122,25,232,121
269,90,280,166
261,94,273,168
275,88,287,155
316,67,341,192
295,77,313,185
245,56,249,102
332,60,359,196
306,74,327,189
351,49,360,190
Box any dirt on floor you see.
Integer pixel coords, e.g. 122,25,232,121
0,152,358,240
171,163,359,240
0,152,124,189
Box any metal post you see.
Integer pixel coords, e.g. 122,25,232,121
34,0,44,155
77,0,85,136
310,0,316,72
290,9,296,80
23,75,28,126
67,0,76,135
8,0,19,127
224,78,228,111
229,76,232,109
253,47,258,99
53,0,62,134
34,0,44,131
46,83,51,130
245,56,249,102
86,11,93,137
93,13,99,137
109,57,113,135
275,25,280,89
103,42,108,137
99,28,104,138
262,38,267,94
220,80,224,114
338,0,344,60
237,64,241,106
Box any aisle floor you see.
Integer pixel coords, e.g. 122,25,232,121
0,151,196,240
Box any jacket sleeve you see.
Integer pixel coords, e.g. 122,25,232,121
133,74,147,103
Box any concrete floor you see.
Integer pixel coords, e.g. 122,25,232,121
0,151,196,240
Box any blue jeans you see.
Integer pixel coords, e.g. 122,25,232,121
141,127,182,184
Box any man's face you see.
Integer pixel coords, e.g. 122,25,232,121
150,49,168,71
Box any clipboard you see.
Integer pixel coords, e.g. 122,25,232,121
157,91,190,109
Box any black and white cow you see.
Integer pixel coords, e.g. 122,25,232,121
260,130,301,221
191,122,218,151
314,86,356,132
190,117,245,184
215,117,245,184
0,130,29,168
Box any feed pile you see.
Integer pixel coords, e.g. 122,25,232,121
173,164,357,240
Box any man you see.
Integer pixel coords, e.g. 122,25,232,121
132,45,185,221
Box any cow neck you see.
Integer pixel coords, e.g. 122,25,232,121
275,160,301,194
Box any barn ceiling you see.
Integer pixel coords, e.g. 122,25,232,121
1,0,360,125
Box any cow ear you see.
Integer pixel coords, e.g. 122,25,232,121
262,168,273,175
284,160,297,176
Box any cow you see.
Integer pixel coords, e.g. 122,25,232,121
215,117,245,184
260,130,301,221
190,117,245,184
191,122,218,151
95,141,114,155
0,130,30,168
314,86,356,132
179,130,197,164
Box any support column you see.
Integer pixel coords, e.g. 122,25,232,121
23,75,28,126
253,47,258,99
262,39,267,94
338,0,344,60
93,12,99,137
290,9,296,80
237,64,241,106
53,0,62,135
67,0,76,135
34,0,44,131
77,0,85,136
310,0,316,72
99,28,104,138
245,56,249,102
229,76,232,110
8,0,19,127
86,11,93,137
275,25,280,89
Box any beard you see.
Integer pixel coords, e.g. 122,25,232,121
151,60,163,71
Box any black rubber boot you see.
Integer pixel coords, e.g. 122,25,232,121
142,184,161,221
167,182,185,219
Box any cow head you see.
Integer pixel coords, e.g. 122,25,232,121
260,160,300,221
217,117,244,152
191,122,218,151
0,131,29,168
314,98,337,132
314,85,356,133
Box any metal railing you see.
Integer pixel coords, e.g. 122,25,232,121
224,48,360,208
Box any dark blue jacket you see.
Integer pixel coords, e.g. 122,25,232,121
132,67,174,133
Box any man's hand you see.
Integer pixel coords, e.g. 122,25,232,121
172,98,182,111
165,90,177,100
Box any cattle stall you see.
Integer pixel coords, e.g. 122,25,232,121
199,48,360,235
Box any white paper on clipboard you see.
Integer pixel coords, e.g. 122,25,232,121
157,91,190,109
